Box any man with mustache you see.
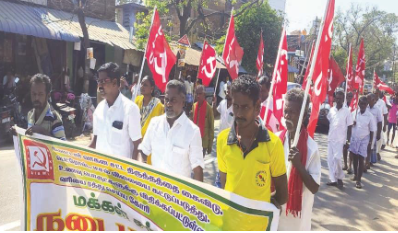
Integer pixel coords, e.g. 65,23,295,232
217,75,288,208
277,88,321,231
138,80,204,181
326,90,353,187
89,63,142,160
25,74,66,140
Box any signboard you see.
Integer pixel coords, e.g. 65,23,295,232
177,34,191,48
13,128,280,231
178,59,186,67
178,49,186,59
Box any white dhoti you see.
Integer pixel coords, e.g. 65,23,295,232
327,141,345,182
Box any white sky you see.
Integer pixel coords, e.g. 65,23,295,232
285,0,398,33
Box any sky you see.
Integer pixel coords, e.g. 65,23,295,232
285,0,398,33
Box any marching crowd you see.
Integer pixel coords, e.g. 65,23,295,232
20,61,398,231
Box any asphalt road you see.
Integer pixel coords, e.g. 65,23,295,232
0,125,397,231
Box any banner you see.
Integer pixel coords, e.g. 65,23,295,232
13,128,279,231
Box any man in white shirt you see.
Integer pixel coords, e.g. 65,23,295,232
212,82,233,133
349,96,375,189
138,80,204,181
184,75,194,115
217,77,226,106
258,76,279,132
375,90,388,160
326,91,353,187
367,93,383,168
89,63,142,160
277,88,321,231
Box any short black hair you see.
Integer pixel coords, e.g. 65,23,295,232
231,74,260,105
30,73,52,94
166,80,186,100
258,75,271,89
97,62,121,85
335,90,345,97
360,96,368,103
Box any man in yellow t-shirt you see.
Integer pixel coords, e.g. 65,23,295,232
217,75,288,207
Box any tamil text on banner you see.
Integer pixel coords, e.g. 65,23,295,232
13,127,279,231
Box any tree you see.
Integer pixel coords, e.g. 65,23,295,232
134,0,262,50
216,2,283,75
333,4,398,81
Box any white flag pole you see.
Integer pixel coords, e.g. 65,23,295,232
292,0,330,147
344,44,351,106
212,69,221,108
262,27,285,125
133,6,157,101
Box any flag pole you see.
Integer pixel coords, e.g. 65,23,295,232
262,27,285,126
344,44,352,106
133,6,157,101
292,0,330,147
212,69,221,108
372,68,375,93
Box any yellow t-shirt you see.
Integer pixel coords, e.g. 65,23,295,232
217,123,286,203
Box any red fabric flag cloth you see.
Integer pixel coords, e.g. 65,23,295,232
355,39,366,94
307,0,335,137
349,91,359,112
278,127,309,217
198,41,217,87
256,32,265,78
346,46,357,92
222,15,244,80
327,56,345,95
374,71,395,95
145,10,176,92
193,101,207,137
270,28,288,129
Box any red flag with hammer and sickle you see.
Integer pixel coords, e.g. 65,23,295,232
145,9,177,92
355,39,366,94
256,31,265,78
198,40,217,87
307,0,335,137
222,15,244,80
374,71,395,95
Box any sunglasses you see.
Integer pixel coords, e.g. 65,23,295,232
96,78,112,85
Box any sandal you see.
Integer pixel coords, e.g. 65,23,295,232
355,182,362,189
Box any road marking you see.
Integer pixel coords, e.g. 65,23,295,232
0,220,21,231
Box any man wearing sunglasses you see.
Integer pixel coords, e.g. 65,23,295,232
89,63,142,160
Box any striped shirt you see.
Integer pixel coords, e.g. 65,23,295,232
27,103,66,140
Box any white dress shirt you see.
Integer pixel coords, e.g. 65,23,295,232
277,131,321,231
93,93,142,159
217,99,233,132
138,113,204,178
327,106,353,143
352,109,376,140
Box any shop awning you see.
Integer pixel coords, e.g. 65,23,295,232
171,44,225,69
0,1,79,42
0,1,137,50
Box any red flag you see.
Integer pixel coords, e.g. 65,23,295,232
302,41,315,96
327,56,345,95
256,31,265,78
349,91,359,112
374,71,395,95
271,28,288,129
346,45,356,92
198,40,217,87
222,15,244,80
145,9,177,92
307,0,335,137
355,39,366,94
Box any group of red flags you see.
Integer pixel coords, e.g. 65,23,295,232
144,1,394,138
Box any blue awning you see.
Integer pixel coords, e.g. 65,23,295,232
0,1,79,42
288,65,299,73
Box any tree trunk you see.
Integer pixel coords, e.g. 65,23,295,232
76,8,91,93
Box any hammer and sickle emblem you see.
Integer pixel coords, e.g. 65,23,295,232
314,71,323,96
201,57,216,78
154,49,168,83
32,148,47,169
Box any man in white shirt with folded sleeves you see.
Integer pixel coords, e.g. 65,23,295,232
138,80,204,181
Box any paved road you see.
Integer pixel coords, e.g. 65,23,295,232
0,125,397,231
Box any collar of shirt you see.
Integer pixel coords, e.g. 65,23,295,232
164,111,188,132
105,92,123,110
227,118,271,157
32,102,54,125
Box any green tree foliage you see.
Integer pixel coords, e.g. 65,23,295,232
333,4,397,81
